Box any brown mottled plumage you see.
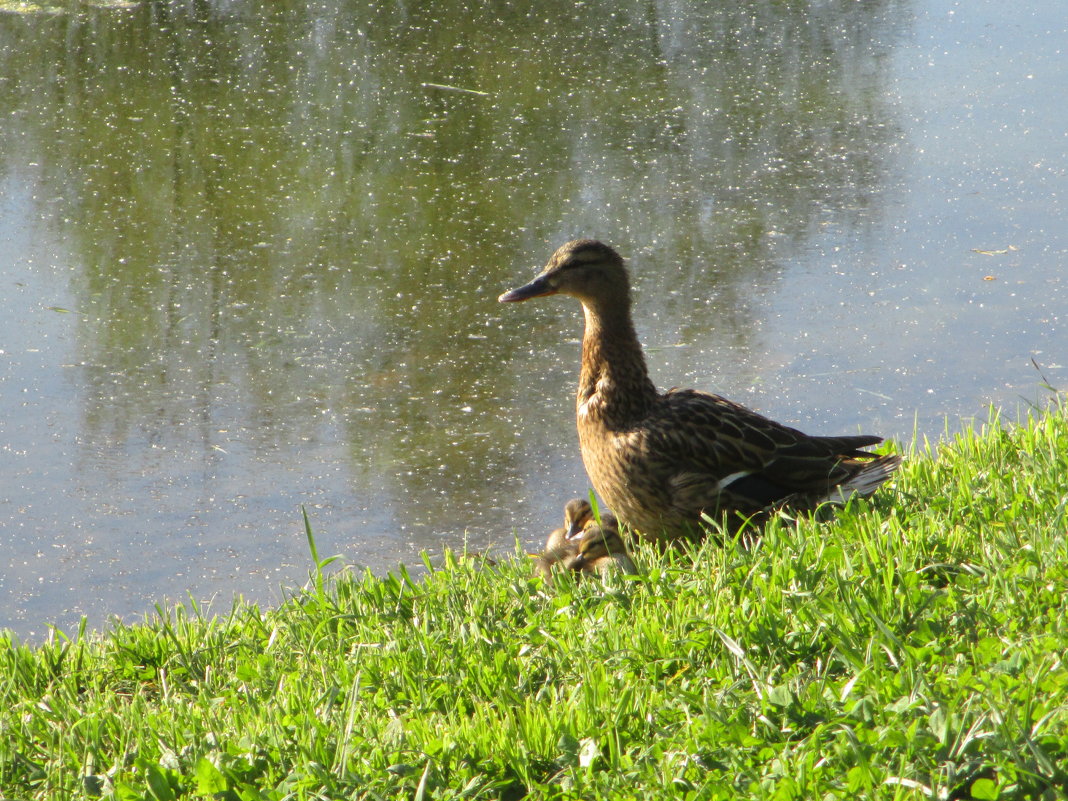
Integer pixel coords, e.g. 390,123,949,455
501,239,902,541
570,512,637,576
532,498,593,577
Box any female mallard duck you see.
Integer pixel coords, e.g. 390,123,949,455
570,512,637,576
532,498,593,578
500,239,902,541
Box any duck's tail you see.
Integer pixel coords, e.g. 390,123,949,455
820,453,903,505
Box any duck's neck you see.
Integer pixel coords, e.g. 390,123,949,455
577,299,658,425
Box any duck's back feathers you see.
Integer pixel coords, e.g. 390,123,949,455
606,388,893,524
534,526,579,577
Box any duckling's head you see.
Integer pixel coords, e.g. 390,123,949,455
499,239,629,306
562,497,594,539
570,513,625,570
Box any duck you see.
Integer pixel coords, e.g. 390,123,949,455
532,497,594,578
569,512,637,576
500,239,902,541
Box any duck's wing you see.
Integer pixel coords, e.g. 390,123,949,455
649,389,888,514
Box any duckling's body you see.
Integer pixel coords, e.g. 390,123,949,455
570,513,637,576
533,498,593,578
501,239,902,541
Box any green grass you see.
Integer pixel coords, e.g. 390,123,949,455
2,407,1067,800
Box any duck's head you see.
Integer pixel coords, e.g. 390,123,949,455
498,239,628,305
562,497,594,540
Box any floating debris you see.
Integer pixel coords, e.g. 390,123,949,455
421,82,491,97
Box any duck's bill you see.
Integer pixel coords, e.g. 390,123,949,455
498,275,555,302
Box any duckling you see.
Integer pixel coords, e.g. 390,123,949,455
570,512,637,576
500,239,902,541
532,497,594,578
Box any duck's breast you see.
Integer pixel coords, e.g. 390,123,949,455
577,419,677,533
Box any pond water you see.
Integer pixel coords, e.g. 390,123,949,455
0,0,1064,638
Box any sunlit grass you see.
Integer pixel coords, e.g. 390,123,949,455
1,406,1067,799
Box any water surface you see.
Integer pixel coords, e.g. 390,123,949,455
0,0,1064,638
